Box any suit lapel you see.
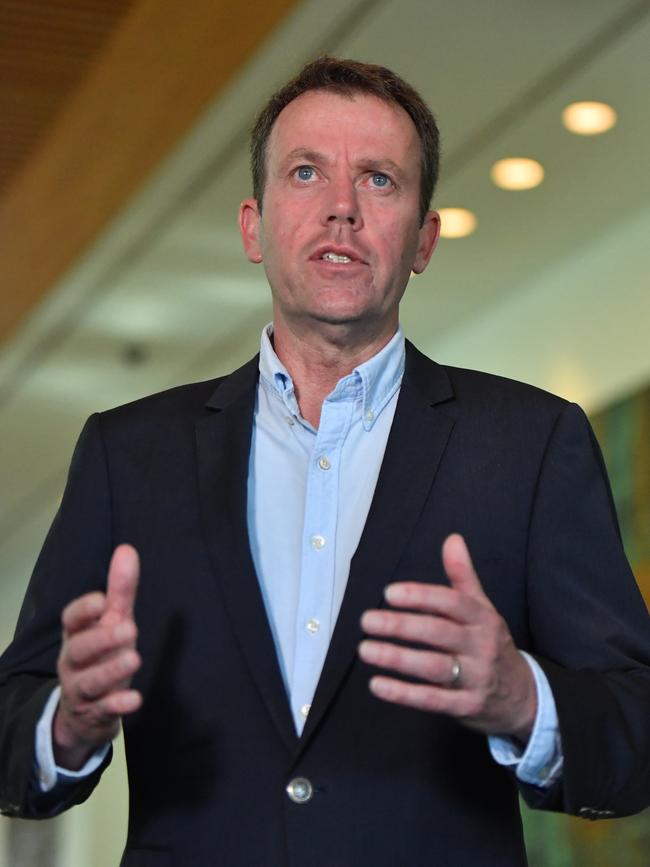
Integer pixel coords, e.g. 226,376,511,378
195,356,297,752
297,343,456,751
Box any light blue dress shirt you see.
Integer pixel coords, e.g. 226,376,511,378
248,325,404,732
36,324,562,791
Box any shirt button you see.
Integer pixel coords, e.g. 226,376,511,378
300,703,311,717
318,455,331,470
286,777,313,804
306,618,320,634
365,409,374,422
310,534,326,550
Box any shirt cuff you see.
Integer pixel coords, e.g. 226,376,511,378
35,685,111,793
488,651,563,788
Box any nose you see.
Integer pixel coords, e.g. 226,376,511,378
321,176,363,230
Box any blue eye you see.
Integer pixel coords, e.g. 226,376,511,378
296,166,315,181
371,173,390,188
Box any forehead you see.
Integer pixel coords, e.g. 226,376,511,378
266,89,421,169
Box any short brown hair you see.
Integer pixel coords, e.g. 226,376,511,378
250,56,440,225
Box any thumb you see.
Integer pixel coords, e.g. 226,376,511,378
105,544,140,620
441,533,484,598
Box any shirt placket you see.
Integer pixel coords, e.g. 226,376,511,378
290,387,357,733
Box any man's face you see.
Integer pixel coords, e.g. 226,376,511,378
239,90,439,334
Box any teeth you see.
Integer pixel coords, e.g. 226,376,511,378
321,252,352,263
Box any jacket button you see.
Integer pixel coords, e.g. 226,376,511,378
286,777,313,804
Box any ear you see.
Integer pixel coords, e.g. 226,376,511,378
412,210,441,274
239,198,263,263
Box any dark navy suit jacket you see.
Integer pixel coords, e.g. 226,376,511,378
2,342,650,866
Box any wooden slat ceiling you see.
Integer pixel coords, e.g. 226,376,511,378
0,0,135,192
0,0,300,345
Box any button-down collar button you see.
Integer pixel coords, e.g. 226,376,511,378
318,455,331,470
365,409,374,422
306,618,320,634
285,415,295,426
310,534,326,550
300,703,311,717
286,777,313,804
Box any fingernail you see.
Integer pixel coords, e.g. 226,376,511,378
88,597,104,613
361,611,382,630
120,651,136,671
114,622,134,641
369,676,389,697
358,641,378,661
121,692,141,712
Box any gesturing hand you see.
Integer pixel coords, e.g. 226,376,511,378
54,544,142,770
358,534,537,741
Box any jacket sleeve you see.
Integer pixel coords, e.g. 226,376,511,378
0,414,114,817
520,402,650,817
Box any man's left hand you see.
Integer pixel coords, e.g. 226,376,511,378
358,533,537,742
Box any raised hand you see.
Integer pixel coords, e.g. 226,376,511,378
358,534,537,741
53,544,142,769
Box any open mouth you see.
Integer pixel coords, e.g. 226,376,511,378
321,252,353,264
312,246,366,266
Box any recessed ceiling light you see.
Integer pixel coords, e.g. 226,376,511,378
438,207,477,239
491,158,544,191
562,101,617,135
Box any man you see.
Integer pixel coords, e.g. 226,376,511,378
1,57,650,867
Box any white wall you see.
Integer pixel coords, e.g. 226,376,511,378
428,202,650,413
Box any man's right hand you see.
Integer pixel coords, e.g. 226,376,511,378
53,544,142,770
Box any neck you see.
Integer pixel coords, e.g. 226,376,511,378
271,316,398,428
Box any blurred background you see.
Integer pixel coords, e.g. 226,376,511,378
0,0,648,864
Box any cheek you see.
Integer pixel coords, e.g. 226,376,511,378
263,210,301,259
261,221,303,287
375,221,418,273
261,220,287,261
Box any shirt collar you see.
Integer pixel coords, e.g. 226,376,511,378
258,323,405,431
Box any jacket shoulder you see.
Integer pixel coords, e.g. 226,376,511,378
443,364,570,415
96,354,259,434
405,339,571,419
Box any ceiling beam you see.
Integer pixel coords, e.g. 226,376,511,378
0,0,300,344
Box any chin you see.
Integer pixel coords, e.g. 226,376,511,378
308,305,385,328
311,289,378,321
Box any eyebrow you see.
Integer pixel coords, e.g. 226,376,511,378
277,148,409,183
277,148,328,174
362,158,407,183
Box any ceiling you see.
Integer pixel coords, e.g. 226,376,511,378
0,0,135,191
0,0,649,632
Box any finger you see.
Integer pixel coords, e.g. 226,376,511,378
441,534,485,598
97,688,142,717
359,639,463,687
361,609,463,650
72,649,141,702
105,544,140,621
61,689,142,734
383,582,481,624
64,620,137,669
62,593,107,636
368,675,478,719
